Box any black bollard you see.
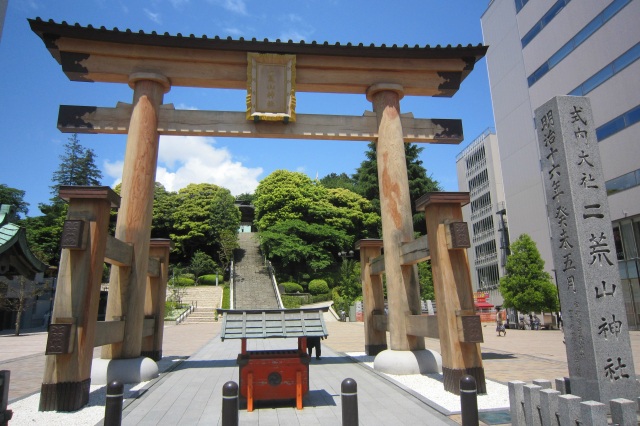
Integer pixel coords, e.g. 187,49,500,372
222,381,239,426
104,380,124,426
460,375,479,426
341,378,358,426
1,371,13,426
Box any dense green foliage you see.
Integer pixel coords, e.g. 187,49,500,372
281,282,304,293
255,170,379,281
199,274,221,285
308,279,330,295
190,251,218,282
0,184,29,218
319,172,357,191
499,234,559,313
281,295,302,309
418,261,435,301
171,183,241,263
222,284,230,309
352,142,442,234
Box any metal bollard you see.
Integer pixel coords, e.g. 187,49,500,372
222,381,239,426
1,371,13,426
341,378,358,426
104,380,124,426
460,374,479,426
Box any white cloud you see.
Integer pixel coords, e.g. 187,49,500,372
104,136,262,196
143,8,162,24
278,30,307,42
169,0,189,8
218,0,247,15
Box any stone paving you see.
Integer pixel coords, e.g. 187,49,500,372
2,320,640,425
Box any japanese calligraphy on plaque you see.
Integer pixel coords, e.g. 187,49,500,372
535,96,638,403
246,53,296,122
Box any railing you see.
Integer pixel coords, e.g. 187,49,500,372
229,259,235,309
266,260,285,309
175,304,196,325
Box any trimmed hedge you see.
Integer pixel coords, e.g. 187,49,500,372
281,282,304,293
199,274,220,285
172,277,195,286
222,284,230,309
281,295,302,309
308,279,329,295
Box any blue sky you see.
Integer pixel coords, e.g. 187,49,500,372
0,0,494,216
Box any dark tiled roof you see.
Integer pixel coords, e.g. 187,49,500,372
218,308,329,340
29,18,487,62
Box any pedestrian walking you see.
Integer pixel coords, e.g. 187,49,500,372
496,308,506,337
307,336,323,360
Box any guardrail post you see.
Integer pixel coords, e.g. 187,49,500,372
508,380,526,426
341,378,358,426
1,371,13,426
460,375,478,426
104,380,123,426
222,381,239,426
610,398,636,426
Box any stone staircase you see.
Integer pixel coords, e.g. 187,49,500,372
233,232,281,309
180,285,223,323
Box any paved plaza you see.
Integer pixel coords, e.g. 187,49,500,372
2,317,640,425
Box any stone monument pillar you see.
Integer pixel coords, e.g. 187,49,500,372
535,95,639,403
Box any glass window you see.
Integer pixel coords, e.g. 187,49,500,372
573,17,601,47
606,171,637,195
613,225,625,260
548,42,573,68
622,222,638,259
597,116,625,140
581,66,613,94
625,104,640,126
613,43,640,73
602,0,630,22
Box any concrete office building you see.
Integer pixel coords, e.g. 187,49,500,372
456,129,509,307
482,0,640,327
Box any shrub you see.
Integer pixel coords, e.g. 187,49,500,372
222,284,230,309
199,274,220,285
308,279,329,295
311,293,332,303
281,295,302,309
281,282,304,293
173,277,195,286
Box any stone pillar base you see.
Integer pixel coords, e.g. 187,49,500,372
39,378,91,412
365,344,387,356
91,357,159,385
443,366,486,395
374,349,442,375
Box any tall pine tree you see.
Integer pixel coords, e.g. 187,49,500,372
24,134,103,267
352,142,441,234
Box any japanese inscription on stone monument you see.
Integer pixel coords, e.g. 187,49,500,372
535,96,639,403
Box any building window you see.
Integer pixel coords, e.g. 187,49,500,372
606,168,640,196
568,42,640,96
596,104,640,141
521,0,572,48
527,0,631,87
515,0,530,14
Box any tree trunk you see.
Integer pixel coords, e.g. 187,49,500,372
14,299,23,336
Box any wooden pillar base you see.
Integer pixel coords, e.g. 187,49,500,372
39,378,91,412
140,349,162,361
365,344,387,356
442,366,486,395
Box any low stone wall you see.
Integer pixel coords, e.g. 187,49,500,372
508,378,638,425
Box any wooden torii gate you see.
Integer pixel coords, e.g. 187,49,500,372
29,18,488,409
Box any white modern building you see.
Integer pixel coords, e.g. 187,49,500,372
456,129,508,307
482,0,640,327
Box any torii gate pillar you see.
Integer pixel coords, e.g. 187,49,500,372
102,73,170,360
367,84,424,353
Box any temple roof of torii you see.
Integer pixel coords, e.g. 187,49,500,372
29,18,488,97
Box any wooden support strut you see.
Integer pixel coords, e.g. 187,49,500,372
416,192,486,395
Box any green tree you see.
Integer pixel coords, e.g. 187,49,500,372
170,183,240,263
499,234,559,313
0,276,51,336
254,170,378,280
50,133,102,195
150,183,176,239
0,184,29,218
418,261,435,301
24,134,103,267
319,172,356,191
189,250,217,283
352,142,441,234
